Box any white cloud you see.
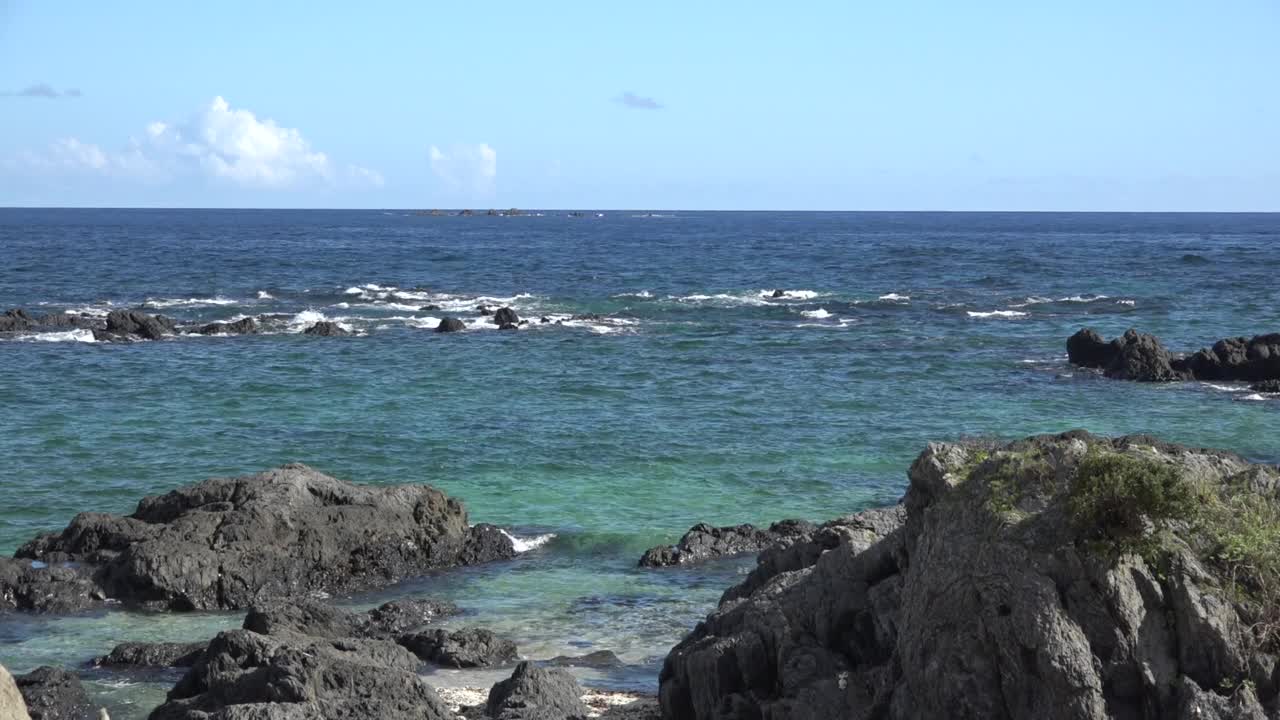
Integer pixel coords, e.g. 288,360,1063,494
428,143,496,194
14,96,379,190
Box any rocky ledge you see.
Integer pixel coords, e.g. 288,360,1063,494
4,464,515,612
660,431,1280,719
1068,327,1280,386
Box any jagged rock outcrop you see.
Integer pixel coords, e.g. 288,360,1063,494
638,520,815,568
660,431,1280,720
486,661,589,720
0,665,30,720
0,309,101,334
302,321,350,337
1253,380,1280,393
13,667,95,720
1068,327,1280,383
9,464,515,611
93,310,176,341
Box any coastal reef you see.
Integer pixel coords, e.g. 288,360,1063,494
660,431,1280,720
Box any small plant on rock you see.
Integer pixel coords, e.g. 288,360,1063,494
1068,450,1201,559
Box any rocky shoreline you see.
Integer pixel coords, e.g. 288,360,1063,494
5,432,1280,719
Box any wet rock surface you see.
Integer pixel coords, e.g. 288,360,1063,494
1068,327,1280,383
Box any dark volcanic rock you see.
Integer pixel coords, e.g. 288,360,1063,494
14,667,94,720
660,431,1280,720
399,627,518,668
0,558,102,613
639,519,816,567
302,321,349,336
1068,327,1280,384
492,307,520,326
95,641,206,669
1067,327,1182,381
192,317,258,335
14,464,516,611
98,309,176,341
486,661,589,720
1252,379,1280,393
437,317,466,333
0,309,35,332
770,289,786,298
151,628,455,720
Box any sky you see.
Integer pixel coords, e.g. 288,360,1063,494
1,0,1277,210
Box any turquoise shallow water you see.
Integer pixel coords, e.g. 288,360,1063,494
1,210,1278,717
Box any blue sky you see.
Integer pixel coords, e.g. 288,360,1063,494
1,0,1277,210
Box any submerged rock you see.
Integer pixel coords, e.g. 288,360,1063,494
399,627,518,668
638,519,815,567
660,431,1280,720
14,667,94,720
543,650,623,669
486,661,589,720
12,464,515,611
1068,327,1280,383
0,664,30,720
437,317,466,333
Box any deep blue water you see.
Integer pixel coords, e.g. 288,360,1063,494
1,209,1278,717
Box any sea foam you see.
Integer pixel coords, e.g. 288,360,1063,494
968,310,1028,319
500,530,557,553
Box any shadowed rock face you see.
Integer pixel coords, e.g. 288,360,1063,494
9,464,515,611
399,628,519,668
1068,327,1280,383
659,431,1280,720
13,667,94,720
94,642,207,669
149,599,471,720
638,520,816,567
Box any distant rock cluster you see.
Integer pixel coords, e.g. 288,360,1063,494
1068,327,1280,390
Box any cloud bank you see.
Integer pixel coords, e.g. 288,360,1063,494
15,96,379,189
429,143,497,194
614,91,663,110
2,83,82,98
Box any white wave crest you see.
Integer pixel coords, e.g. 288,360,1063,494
670,293,769,307
19,329,97,343
878,293,910,301
64,305,112,318
143,296,237,308
1115,299,1136,306
500,530,556,553
285,310,353,333
1203,383,1250,393
612,290,653,299
801,308,832,319
761,289,819,300
256,290,274,300
968,310,1028,319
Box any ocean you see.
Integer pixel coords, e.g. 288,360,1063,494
1,209,1278,717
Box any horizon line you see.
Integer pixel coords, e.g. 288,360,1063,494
2,206,1279,214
